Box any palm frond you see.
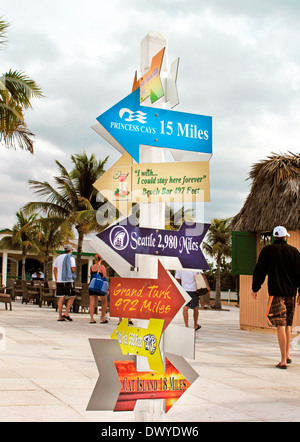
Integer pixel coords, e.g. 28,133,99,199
0,17,9,48
1,70,44,108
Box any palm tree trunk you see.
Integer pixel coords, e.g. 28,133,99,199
214,257,222,310
76,230,84,283
44,250,49,282
21,249,26,280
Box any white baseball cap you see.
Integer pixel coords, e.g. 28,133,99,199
273,226,290,238
64,244,73,252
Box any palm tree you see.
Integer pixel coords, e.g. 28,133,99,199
0,18,43,153
70,152,109,209
24,152,109,282
0,210,38,279
165,204,195,230
203,218,232,309
32,215,74,281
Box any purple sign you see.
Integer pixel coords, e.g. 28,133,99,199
97,216,210,269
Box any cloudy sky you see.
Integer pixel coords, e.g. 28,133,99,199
1,0,300,229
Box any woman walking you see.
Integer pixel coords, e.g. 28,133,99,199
89,254,108,324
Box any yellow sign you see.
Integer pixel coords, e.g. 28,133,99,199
133,160,210,202
93,152,210,216
93,153,134,217
111,318,164,372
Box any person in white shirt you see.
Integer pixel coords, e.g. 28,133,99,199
53,244,76,322
175,270,201,331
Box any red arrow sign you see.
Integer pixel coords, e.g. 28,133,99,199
109,261,186,331
113,358,191,413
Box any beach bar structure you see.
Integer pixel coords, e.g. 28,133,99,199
231,153,300,331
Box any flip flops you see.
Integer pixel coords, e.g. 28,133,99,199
195,324,201,331
62,315,73,321
276,363,287,369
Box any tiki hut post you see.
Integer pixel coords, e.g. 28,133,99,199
231,152,300,331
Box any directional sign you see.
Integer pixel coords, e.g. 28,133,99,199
93,151,210,216
111,318,164,372
113,355,198,413
96,88,212,163
132,47,165,104
97,216,210,269
109,261,188,330
87,339,199,413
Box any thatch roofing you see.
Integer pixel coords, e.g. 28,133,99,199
231,152,300,232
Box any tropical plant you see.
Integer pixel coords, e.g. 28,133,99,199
32,215,74,281
0,17,43,153
70,152,109,209
24,152,109,282
0,17,9,47
0,210,38,279
202,218,232,309
165,204,195,230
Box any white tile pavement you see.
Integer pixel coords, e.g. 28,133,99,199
1,301,300,422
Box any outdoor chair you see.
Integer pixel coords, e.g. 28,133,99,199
5,279,16,301
39,281,56,308
0,284,12,310
21,280,40,304
14,279,23,300
73,283,90,313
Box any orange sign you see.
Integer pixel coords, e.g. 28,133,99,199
132,47,165,103
113,358,191,413
109,261,186,331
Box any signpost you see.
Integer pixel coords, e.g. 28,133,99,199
88,33,212,420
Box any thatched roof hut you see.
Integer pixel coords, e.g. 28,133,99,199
231,152,300,232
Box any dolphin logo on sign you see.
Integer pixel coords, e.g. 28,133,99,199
119,108,147,124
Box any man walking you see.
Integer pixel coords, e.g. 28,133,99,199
252,226,300,369
175,269,201,331
53,244,76,321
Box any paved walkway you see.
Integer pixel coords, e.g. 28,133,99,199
0,301,300,422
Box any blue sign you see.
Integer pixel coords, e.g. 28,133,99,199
97,215,210,270
96,89,212,163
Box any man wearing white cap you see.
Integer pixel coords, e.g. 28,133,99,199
53,244,76,322
252,226,300,369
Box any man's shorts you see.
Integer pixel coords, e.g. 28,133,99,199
55,282,76,298
185,291,199,310
266,296,296,327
